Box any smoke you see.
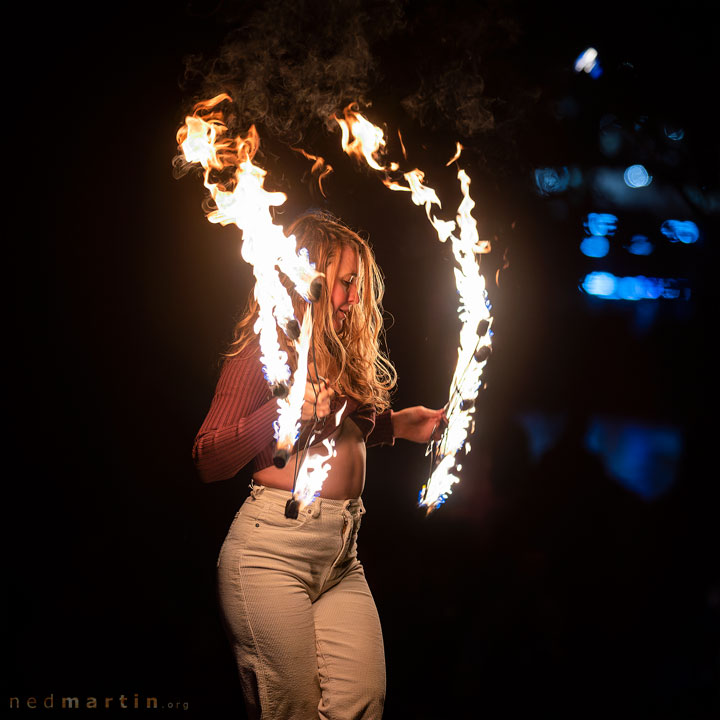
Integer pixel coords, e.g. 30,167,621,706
182,0,405,143
181,0,534,153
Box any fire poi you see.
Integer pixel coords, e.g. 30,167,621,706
176,94,327,514
177,95,493,513
335,104,493,512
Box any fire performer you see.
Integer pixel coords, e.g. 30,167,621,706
193,211,446,719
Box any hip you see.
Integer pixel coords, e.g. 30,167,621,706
217,485,367,598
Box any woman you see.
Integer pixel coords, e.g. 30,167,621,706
193,211,445,719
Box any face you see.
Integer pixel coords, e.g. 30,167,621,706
330,245,359,332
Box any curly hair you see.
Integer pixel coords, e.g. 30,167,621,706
226,211,396,412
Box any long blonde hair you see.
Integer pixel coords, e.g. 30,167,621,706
227,211,396,411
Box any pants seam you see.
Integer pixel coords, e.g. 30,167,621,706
315,634,331,717
237,553,272,718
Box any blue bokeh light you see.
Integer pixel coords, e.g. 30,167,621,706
660,219,699,244
574,47,603,77
581,272,688,301
582,271,616,297
584,418,682,499
518,412,683,500
627,235,653,255
534,167,569,196
517,413,567,461
599,126,623,156
663,125,685,141
584,212,618,236
623,164,652,188
580,235,610,257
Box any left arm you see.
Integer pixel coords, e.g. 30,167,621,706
365,405,447,447
391,406,447,444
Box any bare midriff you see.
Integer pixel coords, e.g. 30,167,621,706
253,418,367,500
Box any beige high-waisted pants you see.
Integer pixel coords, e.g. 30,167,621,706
216,484,386,719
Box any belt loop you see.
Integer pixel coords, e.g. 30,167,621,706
309,498,322,518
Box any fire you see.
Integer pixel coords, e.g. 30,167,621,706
421,168,492,511
273,305,313,464
294,437,337,510
292,147,334,198
334,103,494,512
293,400,347,509
335,103,399,172
446,141,464,166
177,95,333,495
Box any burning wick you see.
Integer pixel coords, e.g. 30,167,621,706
176,94,337,497
335,103,494,513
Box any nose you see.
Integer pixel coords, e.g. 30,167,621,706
348,283,359,306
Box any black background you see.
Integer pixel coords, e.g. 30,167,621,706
9,1,717,717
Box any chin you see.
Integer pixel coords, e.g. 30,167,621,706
333,312,346,332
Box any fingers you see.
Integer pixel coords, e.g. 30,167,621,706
301,379,336,421
429,408,448,442
423,406,447,424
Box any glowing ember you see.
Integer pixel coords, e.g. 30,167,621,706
335,104,494,513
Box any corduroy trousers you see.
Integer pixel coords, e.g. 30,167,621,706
217,484,386,719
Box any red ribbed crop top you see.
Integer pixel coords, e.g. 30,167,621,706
192,339,395,483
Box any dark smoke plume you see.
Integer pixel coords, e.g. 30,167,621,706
182,0,405,143
181,0,534,159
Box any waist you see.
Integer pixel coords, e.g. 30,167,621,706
249,484,364,516
253,417,366,499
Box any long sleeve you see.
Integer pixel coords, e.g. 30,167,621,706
192,344,279,483
366,409,395,447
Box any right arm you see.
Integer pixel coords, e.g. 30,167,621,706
192,348,336,484
192,347,279,484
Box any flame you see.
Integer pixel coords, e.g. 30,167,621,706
274,305,313,457
292,147,334,198
177,94,323,395
291,399,348,509
421,168,492,512
446,141,464,166
335,103,389,172
177,94,329,469
398,130,408,160
293,436,338,510
334,103,494,512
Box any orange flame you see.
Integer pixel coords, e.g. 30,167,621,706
333,102,494,512
446,141,464,166
335,103,390,172
292,147,334,198
177,95,328,480
398,129,408,160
